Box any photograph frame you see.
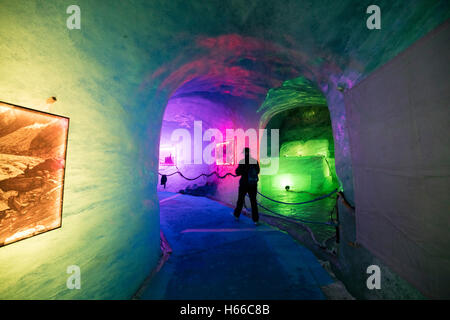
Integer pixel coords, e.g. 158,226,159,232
0,100,69,247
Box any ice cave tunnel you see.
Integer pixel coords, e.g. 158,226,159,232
0,0,449,300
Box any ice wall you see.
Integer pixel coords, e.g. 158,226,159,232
0,1,161,299
345,21,450,298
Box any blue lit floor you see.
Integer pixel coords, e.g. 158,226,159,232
140,192,334,300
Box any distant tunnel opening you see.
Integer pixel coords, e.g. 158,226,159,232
157,78,262,200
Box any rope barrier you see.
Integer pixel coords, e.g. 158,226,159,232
256,188,338,205
249,196,338,227
159,168,340,227
243,197,338,249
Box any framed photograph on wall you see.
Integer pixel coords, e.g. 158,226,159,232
0,101,69,247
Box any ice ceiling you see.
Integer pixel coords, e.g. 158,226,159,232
144,0,448,99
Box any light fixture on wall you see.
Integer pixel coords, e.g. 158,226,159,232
46,96,57,104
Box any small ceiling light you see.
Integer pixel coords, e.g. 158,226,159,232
46,96,57,104
337,83,346,92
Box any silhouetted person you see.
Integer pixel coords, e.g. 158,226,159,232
234,148,260,225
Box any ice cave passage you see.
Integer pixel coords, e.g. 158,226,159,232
0,1,448,300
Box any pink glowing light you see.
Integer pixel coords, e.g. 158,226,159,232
159,145,176,166
215,140,235,166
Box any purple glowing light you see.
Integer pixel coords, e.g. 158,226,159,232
159,145,176,166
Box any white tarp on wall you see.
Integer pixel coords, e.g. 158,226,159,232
344,21,450,299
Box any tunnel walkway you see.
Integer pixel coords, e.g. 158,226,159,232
139,191,335,299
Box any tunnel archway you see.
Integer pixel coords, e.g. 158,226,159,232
152,34,351,251
256,77,340,243
150,33,357,211
156,68,343,252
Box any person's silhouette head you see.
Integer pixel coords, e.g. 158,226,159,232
243,147,253,164
244,147,250,158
